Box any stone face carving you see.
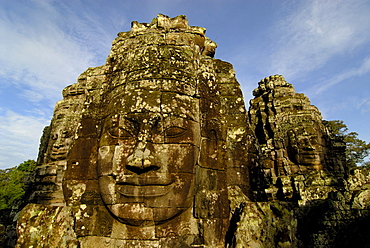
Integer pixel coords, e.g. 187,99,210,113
250,75,327,176
15,14,258,247
28,83,88,206
95,19,208,225
97,91,201,226
248,75,348,204
12,15,370,248
250,75,348,178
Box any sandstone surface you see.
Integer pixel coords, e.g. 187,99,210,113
4,15,369,248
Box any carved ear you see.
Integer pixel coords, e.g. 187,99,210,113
286,130,299,164
195,124,230,221
199,120,223,170
206,129,218,157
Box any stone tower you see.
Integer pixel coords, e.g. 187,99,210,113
16,14,259,247
249,75,347,203
12,15,370,248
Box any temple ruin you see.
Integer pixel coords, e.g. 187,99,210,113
4,14,370,248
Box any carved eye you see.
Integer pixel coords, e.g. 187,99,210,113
164,126,187,138
108,127,133,139
61,131,70,138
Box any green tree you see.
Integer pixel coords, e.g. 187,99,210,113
323,120,370,168
0,160,36,210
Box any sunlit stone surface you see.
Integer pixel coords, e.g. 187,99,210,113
12,15,370,248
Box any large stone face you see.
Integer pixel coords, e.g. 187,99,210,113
11,15,370,248
15,14,258,247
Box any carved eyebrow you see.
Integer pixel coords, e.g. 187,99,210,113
164,113,196,122
106,117,138,139
105,115,134,133
109,113,195,131
161,116,189,128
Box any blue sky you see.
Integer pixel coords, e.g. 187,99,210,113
1,0,370,169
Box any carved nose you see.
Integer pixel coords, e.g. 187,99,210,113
302,146,315,151
53,141,63,148
301,137,315,151
126,141,159,175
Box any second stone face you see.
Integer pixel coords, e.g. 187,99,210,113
250,75,337,176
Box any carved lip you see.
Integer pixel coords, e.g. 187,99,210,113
116,175,175,198
51,150,67,154
51,149,67,156
117,184,175,198
50,151,67,160
116,174,175,185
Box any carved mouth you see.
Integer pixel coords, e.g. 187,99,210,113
50,150,67,160
115,174,176,197
300,152,319,159
51,149,67,156
117,183,175,198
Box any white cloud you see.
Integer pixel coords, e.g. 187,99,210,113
0,110,49,169
0,0,130,169
269,0,370,80
358,98,370,113
0,0,115,103
308,57,370,96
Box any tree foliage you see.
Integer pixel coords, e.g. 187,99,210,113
0,160,36,210
323,120,370,168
